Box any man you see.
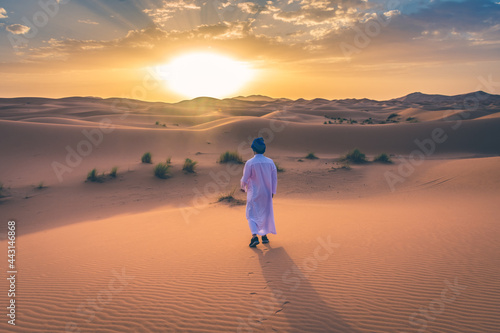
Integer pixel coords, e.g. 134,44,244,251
240,137,277,247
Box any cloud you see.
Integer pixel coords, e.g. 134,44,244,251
143,0,200,24
0,22,307,74
410,0,500,34
273,5,337,26
307,0,500,65
6,24,31,35
78,19,99,25
272,0,372,27
237,2,266,14
0,7,7,19
2,0,500,76
237,2,280,15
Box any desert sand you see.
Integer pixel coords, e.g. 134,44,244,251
0,93,499,332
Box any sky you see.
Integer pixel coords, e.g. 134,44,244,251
0,0,499,102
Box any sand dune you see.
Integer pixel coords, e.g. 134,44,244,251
1,181,499,332
1,94,499,332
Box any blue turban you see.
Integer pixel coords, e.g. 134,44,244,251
251,137,266,154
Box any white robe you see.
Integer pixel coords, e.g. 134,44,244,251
240,154,277,235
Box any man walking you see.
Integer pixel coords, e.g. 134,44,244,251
240,137,277,247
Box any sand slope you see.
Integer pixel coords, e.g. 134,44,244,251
1,183,499,332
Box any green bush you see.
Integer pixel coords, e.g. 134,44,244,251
36,181,45,189
141,152,152,164
275,162,285,172
183,158,197,173
154,162,171,179
305,152,318,160
87,168,105,182
218,151,243,164
343,148,367,164
373,153,392,163
110,167,118,178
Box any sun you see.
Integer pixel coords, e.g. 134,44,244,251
157,52,254,99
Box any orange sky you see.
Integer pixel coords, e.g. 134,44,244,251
1,0,499,102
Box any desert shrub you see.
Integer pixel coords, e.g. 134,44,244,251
110,167,118,178
182,158,197,173
141,152,152,164
343,148,367,164
275,162,285,172
154,162,171,179
373,153,392,163
218,151,243,164
217,189,246,205
305,152,318,160
387,113,399,120
406,117,418,123
36,181,45,189
331,161,351,171
340,162,351,170
87,168,105,182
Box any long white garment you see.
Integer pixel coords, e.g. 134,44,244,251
240,154,278,235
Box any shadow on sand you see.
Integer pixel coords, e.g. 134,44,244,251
241,244,360,333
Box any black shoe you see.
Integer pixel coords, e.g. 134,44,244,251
249,236,259,247
261,235,269,244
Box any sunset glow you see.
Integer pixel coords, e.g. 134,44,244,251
157,53,254,99
0,1,499,101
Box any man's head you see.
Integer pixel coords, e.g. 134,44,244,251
251,137,266,154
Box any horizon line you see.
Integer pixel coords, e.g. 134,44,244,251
0,90,496,105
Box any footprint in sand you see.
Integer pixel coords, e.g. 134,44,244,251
274,301,290,315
